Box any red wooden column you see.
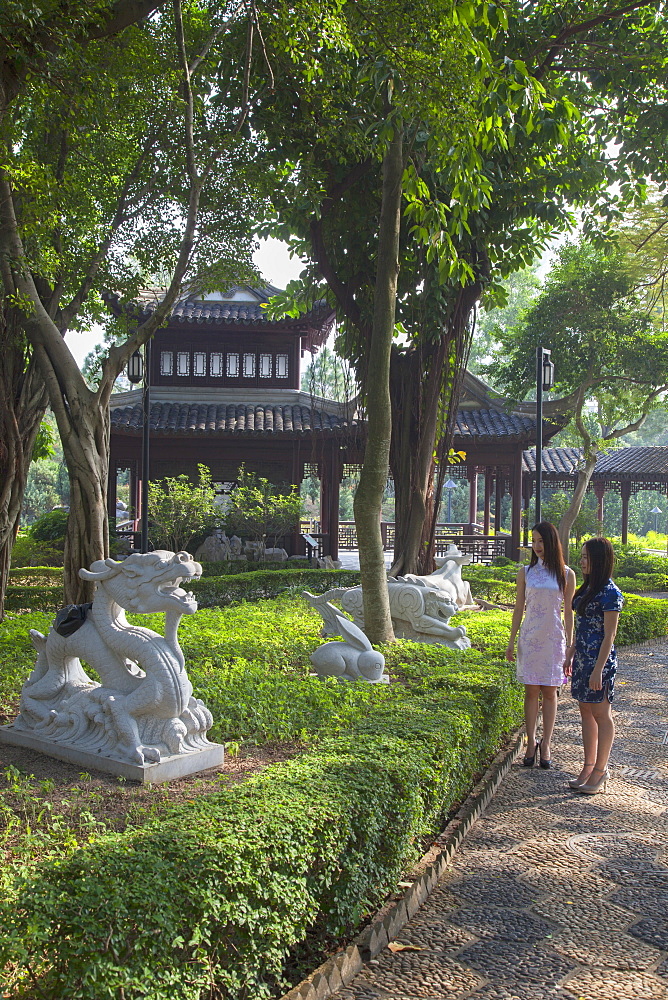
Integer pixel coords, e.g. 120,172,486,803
483,471,493,535
328,444,341,561
593,481,606,530
494,468,505,534
621,481,632,544
108,462,119,524
522,473,533,547
510,454,523,561
290,440,303,557
468,468,479,528
319,443,341,560
319,450,330,550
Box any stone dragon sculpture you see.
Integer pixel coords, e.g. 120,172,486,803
15,551,215,766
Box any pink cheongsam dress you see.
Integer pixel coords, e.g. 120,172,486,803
516,560,568,686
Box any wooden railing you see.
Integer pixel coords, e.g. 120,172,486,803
337,522,510,563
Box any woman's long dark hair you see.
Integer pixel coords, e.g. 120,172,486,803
529,521,566,592
573,537,615,613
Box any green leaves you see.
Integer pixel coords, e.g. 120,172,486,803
222,464,304,549
148,464,222,553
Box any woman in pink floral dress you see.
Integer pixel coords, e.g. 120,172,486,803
506,522,576,768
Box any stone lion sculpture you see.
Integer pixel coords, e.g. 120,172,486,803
304,576,471,650
14,550,216,767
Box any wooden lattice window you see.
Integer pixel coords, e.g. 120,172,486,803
276,353,289,378
160,351,173,376
243,352,256,377
193,352,206,376
210,352,223,377
227,353,239,376
259,353,272,378
176,352,190,376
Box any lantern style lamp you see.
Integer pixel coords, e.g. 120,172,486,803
535,346,555,524
127,349,144,385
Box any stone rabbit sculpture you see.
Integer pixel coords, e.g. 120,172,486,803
310,613,388,683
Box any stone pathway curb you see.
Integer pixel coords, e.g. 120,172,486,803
281,730,525,1000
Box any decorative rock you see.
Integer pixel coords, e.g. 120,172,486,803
309,614,388,683
1,550,223,781
263,547,289,562
195,532,231,562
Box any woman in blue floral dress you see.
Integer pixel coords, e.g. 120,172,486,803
563,537,623,794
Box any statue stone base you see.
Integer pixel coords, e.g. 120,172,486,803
0,725,224,783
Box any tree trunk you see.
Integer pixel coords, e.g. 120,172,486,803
0,332,49,619
388,342,443,576
388,282,481,577
557,450,598,556
61,394,111,603
354,123,403,644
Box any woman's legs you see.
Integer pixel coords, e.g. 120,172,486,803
575,702,598,783
524,685,540,753
580,698,615,788
539,686,559,757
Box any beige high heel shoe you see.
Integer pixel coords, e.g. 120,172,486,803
574,767,609,794
568,763,595,789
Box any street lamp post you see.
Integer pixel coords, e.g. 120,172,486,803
651,506,662,534
535,346,555,525
127,341,151,553
444,478,458,524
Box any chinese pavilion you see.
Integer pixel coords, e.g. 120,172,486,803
108,285,563,560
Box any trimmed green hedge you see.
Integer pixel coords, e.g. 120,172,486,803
3,585,64,613
3,568,359,615
616,573,668,593
466,576,516,604
190,568,360,608
8,566,63,583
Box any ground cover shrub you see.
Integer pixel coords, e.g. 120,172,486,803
615,594,668,645
10,535,64,568
612,546,668,577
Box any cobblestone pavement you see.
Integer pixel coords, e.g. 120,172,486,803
340,640,668,1000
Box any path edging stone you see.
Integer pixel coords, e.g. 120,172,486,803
280,729,524,1000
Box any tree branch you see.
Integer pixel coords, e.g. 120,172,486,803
533,2,656,79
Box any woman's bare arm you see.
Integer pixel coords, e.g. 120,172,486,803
505,567,526,662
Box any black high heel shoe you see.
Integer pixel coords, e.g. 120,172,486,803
522,742,538,767
538,740,552,769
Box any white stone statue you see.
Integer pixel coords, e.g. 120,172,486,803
8,551,221,774
399,544,478,610
305,577,471,650
310,613,388,683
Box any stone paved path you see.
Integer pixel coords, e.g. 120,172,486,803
340,640,668,1000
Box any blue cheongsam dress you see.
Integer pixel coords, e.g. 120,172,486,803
571,580,624,704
